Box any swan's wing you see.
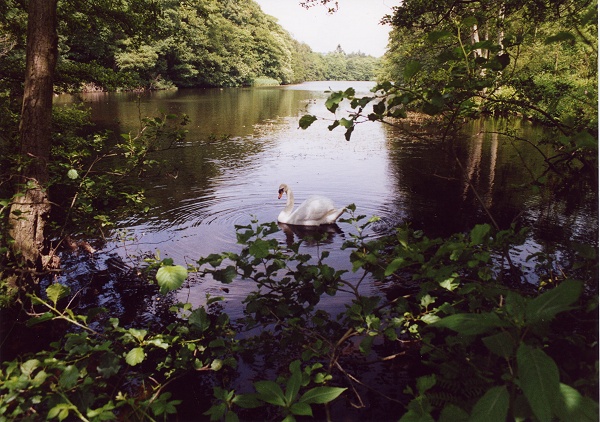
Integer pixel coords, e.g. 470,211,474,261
292,196,338,222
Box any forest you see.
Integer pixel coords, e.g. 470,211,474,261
0,0,380,92
0,0,598,421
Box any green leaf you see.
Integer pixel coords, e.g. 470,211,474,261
545,31,576,44
461,16,478,27
470,224,491,245
46,283,71,306
189,307,210,332
427,30,453,43
525,279,582,324
298,386,346,404
482,331,516,358
213,266,237,284
290,402,313,416
299,114,317,129
48,403,74,421
344,126,355,141
469,386,509,422
416,375,436,394
385,257,405,276
232,394,262,409
403,60,423,80
59,365,79,389
438,404,469,422
125,347,145,366
553,383,599,421
517,343,560,422
285,361,302,404
325,91,345,113
128,328,147,342
254,380,286,406
20,359,41,376
248,238,271,259
67,169,78,180
225,412,239,422
431,312,509,335
156,265,187,294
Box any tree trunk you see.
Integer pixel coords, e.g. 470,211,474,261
9,0,58,267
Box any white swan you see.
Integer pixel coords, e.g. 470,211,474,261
277,183,345,226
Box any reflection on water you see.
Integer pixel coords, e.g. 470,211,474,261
278,222,344,247
55,82,597,315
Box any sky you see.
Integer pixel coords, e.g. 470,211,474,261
254,0,394,57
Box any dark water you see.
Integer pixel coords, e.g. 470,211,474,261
55,81,598,320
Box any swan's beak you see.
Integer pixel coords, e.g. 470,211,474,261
278,188,284,199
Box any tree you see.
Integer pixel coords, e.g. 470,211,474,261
9,0,58,267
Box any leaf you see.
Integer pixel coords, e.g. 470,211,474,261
285,361,302,404
545,31,576,44
128,328,147,342
385,257,405,276
20,359,40,376
248,238,271,259
213,266,237,284
525,279,582,324
553,383,599,421
232,394,262,409
482,331,516,358
225,412,239,422
97,354,121,378
290,402,313,416
403,60,423,80
46,283,71,306
211,359,223,371
59,365,80,390
189,307,210,332
48,403,73,421
469,224,491,245
298,386,346,404
299,114,317,129
344,126,355,141
325,91,345,113
125,347,145,366
254,380,286,406
416,375,436,394
67,169,78,180
156,265,187,294
431,312,509,335
427,30,453,43
469,386,509,422
438,404,469,422
26,312,54,327
517,343,560,422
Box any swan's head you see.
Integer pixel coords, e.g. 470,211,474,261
278,183,288,199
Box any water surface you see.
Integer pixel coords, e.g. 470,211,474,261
56,81,598,318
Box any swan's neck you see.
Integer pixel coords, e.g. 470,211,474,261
284,189,295,214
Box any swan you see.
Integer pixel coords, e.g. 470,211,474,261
277,183,345,226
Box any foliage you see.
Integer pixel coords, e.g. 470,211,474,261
0,0,380,93
3,208,595,420
0,270,235,421
46,106,189,237
0,105,189,306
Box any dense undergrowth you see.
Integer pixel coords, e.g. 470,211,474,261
0,207,598,421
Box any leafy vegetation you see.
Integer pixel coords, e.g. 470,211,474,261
0,0,597,420
0,0,379,92
1,212,597,420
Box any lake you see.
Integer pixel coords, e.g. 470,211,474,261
54,81,597,320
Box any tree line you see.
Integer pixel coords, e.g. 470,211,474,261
0,0,379,93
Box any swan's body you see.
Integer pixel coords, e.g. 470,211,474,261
277,183,344,226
